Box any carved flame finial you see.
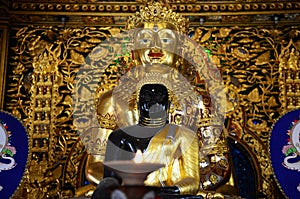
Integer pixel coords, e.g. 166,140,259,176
126,1,189,34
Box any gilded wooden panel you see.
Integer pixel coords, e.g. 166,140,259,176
2,0,300,198
0,26,8,109
5,23,299,198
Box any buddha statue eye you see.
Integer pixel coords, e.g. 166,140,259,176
161,38,173,44
139,38,151,44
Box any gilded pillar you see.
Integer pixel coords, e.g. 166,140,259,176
0,0,9,108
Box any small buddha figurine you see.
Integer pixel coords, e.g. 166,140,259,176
92,83,199,199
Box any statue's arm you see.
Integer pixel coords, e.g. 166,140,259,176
199,126,232,190
174,129,200,195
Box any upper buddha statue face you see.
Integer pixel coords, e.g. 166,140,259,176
132,22,179,68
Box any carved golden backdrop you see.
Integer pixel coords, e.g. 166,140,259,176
1,0,300,198
5,24,299,199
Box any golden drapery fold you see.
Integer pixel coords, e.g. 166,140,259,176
143,124,200,195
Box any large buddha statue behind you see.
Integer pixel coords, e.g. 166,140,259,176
79,1,234,198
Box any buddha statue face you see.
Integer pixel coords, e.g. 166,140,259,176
132,22,180,68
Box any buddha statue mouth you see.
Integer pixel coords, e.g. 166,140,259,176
148,52,164,58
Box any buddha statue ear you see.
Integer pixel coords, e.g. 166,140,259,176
130,49,140,67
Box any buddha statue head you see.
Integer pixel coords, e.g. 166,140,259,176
126,1,189,68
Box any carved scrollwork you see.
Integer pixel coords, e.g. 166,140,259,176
4,19,300,199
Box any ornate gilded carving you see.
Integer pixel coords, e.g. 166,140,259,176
6,1,300,26
6,26,119,198
9,1,300,14
0,27,8,109
190,25,297,197
126,1,189,34
3,1,300,198
278,35,300,112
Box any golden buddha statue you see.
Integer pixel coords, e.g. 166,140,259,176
84,1,189,189
79,1,237,198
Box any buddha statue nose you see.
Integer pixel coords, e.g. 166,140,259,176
148,33,163,56
149,38,163,58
